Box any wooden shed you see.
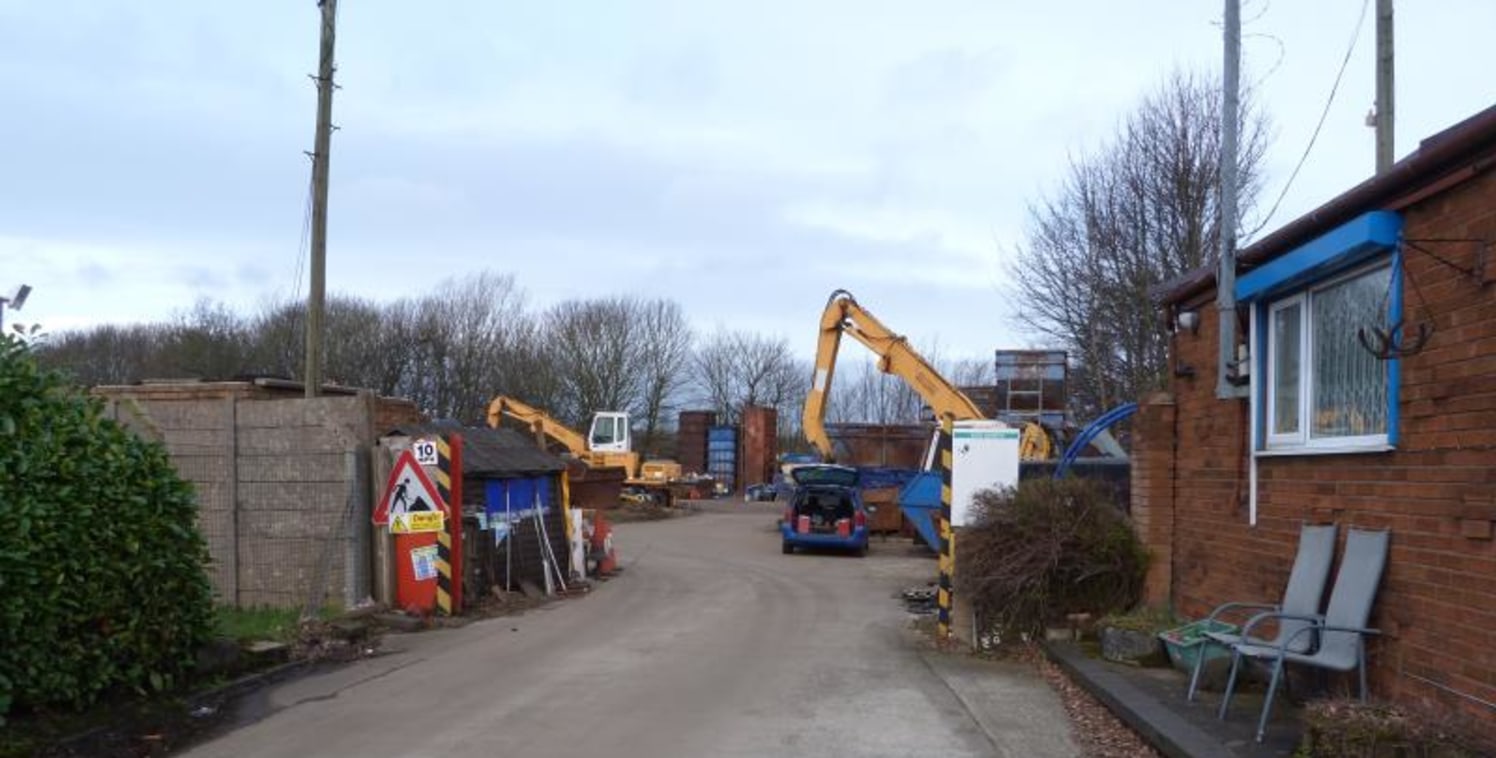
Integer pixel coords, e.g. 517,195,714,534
382,423,570,608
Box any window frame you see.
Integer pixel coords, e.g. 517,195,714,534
1256,257,1399,456
1264,293,1308,447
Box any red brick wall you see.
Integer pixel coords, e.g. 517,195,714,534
1131,393,1177,606
1144,167,1496,729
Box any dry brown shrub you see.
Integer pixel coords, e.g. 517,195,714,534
957,478,1146,641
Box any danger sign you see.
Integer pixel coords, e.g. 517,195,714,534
373,450,449,533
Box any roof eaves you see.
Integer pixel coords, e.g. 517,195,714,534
1157,102,1496,305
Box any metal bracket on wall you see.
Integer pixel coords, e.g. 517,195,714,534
1358,319,1432,360
1400,237,1493,287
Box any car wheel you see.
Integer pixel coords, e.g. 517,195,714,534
856,544,868,557
782,541,794,555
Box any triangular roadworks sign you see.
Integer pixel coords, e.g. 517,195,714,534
372,449,449,525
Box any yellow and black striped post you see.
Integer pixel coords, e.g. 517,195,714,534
936,414,955,642
434,435,457,616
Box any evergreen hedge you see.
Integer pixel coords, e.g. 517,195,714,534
0,336,214,717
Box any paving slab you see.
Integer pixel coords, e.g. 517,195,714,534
1045,641,1302,757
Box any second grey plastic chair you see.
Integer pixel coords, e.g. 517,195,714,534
1186,523,1339,701
1219,527,1391,743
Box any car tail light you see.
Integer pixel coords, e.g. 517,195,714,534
783,506,792,525
854,510,866,529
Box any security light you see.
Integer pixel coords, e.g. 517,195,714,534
1,284,31,332
1175,309,1200,335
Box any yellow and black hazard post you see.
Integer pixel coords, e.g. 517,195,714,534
936,414,955,642
434,435,464,616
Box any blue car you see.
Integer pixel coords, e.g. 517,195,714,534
780,464,870,556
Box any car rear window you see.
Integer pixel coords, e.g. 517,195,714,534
791,466,859,488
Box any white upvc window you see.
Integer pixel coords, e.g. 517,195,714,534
1262,261,1391,452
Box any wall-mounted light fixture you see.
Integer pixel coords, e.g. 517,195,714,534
1175,309,1200,335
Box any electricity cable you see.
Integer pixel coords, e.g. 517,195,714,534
1246,0,1372,239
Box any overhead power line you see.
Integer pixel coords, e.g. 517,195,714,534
1247,0,1372,239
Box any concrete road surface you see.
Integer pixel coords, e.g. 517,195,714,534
184,503,1076,758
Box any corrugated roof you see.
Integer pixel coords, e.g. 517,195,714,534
385,422,566,477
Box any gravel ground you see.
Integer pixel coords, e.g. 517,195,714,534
1034,652,1162,758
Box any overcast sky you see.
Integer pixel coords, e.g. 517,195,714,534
3,1,1494,362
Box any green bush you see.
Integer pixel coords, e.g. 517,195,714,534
0,336,214,717
956,477,1148,640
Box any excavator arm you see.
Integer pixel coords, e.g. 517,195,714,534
486,395,592,455
486,395,643,477
802,290,987,461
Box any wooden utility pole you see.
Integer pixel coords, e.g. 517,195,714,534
306,0,338,398
1375,0,1394,174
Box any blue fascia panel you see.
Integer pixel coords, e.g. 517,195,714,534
1235,211,1403,303
1387,246,1403,446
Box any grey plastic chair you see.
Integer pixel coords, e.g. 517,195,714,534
1218,527,1390,743
1186,523,1338,701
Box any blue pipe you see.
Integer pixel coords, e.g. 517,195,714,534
1054,402,1138,479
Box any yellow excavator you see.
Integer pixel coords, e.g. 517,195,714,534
486,396,682,500
802,289,1053,461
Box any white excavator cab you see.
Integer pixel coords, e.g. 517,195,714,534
587,412,633,453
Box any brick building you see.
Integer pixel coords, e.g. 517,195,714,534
1136,104,1496,729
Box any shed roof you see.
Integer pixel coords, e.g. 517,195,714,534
1157,102,1496,305
385,422,566,478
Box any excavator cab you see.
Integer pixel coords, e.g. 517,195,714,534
588,412,632,453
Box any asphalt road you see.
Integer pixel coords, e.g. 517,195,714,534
183,503,1076,758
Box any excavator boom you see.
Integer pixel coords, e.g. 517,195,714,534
486,396,639,476
802,290,986,461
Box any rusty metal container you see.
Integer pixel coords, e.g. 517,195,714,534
739,406,778,489
565,459,626,510
677,410,715,476
861,487,905,533
824,423,932,468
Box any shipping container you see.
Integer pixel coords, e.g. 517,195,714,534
707,425,738,492
677,410,716,475
824,423,932,468
739,406,777,489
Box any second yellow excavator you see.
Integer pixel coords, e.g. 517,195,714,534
801,289,1053,461
486,396,682,500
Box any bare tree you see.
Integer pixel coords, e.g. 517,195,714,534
1007,70,1268,418
632,299,693,454
246,295,403,393
36,323,167,386
155,299,254,380
542,297,642,429
825,358,923,424
691,329,804,426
